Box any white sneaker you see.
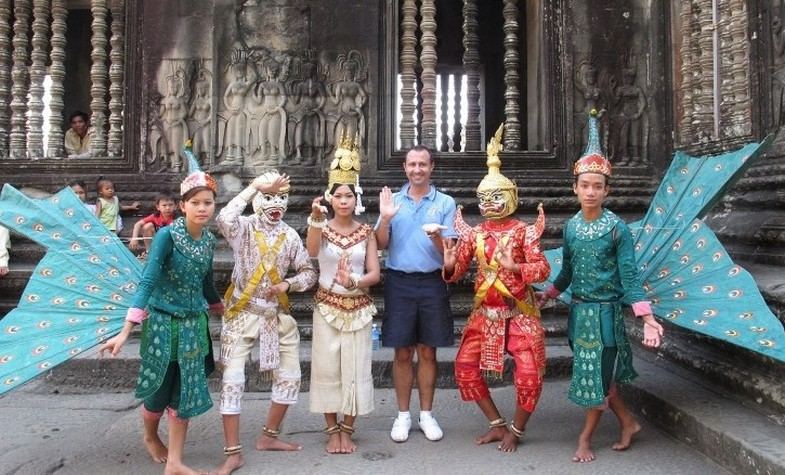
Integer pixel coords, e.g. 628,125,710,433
390,415,412,442
418,413,444,441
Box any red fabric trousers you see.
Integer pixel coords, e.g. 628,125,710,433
454,313,545,413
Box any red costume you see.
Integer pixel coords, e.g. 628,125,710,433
445,207,550,412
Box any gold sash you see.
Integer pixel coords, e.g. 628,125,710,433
223,231,289,320
472,231,540,318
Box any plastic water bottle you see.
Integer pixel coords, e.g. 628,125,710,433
371,323,381,351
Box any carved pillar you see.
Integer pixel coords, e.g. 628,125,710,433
440,73,449,151
10,0,32,159
47,0,68,158
462,0,481,150
27,0,50,160
419,0,437,148
695,0,714,138
0,4,12,157
108,0,125,156
399,0,417,150
677,3,695,142
502,0,521,150
453,74,463,151
90,0,109,157
722,0,750,137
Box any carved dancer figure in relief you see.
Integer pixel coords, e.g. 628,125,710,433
160,69,190,171
329,52,366,158
252,59,288,167
190,71,213,162
289,59,327,166
221,50,256,168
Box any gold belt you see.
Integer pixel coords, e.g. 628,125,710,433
315,287,373,312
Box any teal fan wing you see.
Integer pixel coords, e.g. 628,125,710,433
532,248,572,304
0,185,142,395
632,136,784,361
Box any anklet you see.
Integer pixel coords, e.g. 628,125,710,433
324,425,341,435
223,444,243,456
509,423,525,438
488,417,507,429
338,422,355,435
262,426,281,438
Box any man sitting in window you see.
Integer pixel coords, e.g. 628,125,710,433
64,111,95,158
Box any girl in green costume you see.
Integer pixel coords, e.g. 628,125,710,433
100,147,222,475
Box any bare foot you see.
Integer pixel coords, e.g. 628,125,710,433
256,434,302,451
164,460,205,475
475,426,507,445
572,438,595,463
612,420,641,451
339,431,357,454
210,454,244,475
497,430,520,453
143,434,168,463
325,432,342,454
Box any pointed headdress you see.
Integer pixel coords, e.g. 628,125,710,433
573,109,612,177
180,140,218,196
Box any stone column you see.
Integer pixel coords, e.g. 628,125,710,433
440,73,449,151
27,0,50,160
108,0,125,156
10,0,31,159
419,0,437,148
678,2,695,143
90,0,109,157
502,0,521,150
47,0,68,158
453,73,462,151
722,0,750,137
399,0,417,150
462,0,481,151
0,4,12,157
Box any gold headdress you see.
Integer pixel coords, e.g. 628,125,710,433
476,124,518,219
325,132,364,214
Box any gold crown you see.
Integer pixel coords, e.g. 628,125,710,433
326,132,361,194
477,124,517,194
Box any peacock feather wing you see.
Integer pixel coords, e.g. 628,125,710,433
0,185,142,395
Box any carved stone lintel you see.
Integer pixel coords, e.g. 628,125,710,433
47,0,68,158
462,0,481,151
108,0,126,157
27,0,51,160
90,0,109,157
10,0,31,159
502,0,521,150
419,0,437,149
0,4,12,157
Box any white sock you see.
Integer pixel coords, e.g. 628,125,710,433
420,410,432,420
398,411,411,419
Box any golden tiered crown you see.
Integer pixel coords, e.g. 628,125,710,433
327,132,361,193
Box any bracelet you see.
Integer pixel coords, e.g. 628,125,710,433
307,215,326,229
488,417,507,428
346,273,361,290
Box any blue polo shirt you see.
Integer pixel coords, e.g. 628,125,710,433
378,183,457,273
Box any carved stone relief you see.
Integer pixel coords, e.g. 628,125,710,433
212,47,368,175
147,58,213,172
573,56,649,166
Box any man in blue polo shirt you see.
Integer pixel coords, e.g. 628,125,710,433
376,145,457,443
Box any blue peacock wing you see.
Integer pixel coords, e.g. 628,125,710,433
0,185,142,395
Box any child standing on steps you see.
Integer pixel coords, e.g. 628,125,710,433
99,158,223,475
94,177,141,234
130,192,177,254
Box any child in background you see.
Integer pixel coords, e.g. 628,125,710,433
130,192,177,253
94,177,140,234
69,180,96,215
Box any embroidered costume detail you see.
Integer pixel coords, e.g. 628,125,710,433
446,125,550,413
216,175,316,412
180,140,218,196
